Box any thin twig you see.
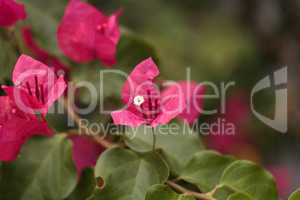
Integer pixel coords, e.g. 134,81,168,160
62,98,114,149
167,181,217,200
151,127,156,151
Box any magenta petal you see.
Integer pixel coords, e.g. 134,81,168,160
0,139,24,161
122,58,160,104
0,96,53,162
12,54,51,86
94,10,121,66
151,84,186,127
44,75,67,113
69,135,104,175
2,85,43,114
57,0,104,63
0,119,52,162
0,0,26,27
57,0,121,65
95,34,117,66
106,10,122,44
111,109,146,127
177,81,206,124
9,55,66,115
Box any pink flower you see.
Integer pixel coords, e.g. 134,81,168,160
21,27,70,81
168,81,205,124
69,135,104,175
207,92,251,154
57,0,121,66
0,0,26,27
0,96,52,162
111,58,186,127
2,55,67,116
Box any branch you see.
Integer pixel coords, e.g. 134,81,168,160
167,181,217,200
62,97,115,149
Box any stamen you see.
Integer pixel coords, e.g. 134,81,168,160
134,96,144,106
26,82,33,96
154,99,159,117
40,84,45,104
141,103,148,120
34,76,40,101
147,90,153,119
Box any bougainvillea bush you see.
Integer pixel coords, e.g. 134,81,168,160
0,0,298,200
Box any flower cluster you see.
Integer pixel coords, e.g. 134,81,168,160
0,0,205,172
0,55,67,161
0,1,291,199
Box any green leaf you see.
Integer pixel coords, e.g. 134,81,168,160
220,160,279,200
213,186,234,200
94,148,169,200
125,123,204,175
289,188,300,200
65,168,96,200
227,193,252,200
0,135,77,200
180,151,235,192
145,185,196,200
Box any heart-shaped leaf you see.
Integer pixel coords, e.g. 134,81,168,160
220,160,278,200
289,188,300,200
0,135,77,200
227,193,252,200
213,186,234,200
125,123,204,175
93,148,169,200
180,151,235,192
65,168,96,200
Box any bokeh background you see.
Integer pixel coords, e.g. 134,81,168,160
94,1,300,198
0,0,299,198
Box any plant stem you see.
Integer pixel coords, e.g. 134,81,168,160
62,98,114,149
167,181,217,200
151,127,156,151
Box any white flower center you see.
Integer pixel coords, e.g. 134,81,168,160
133,95,145,106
